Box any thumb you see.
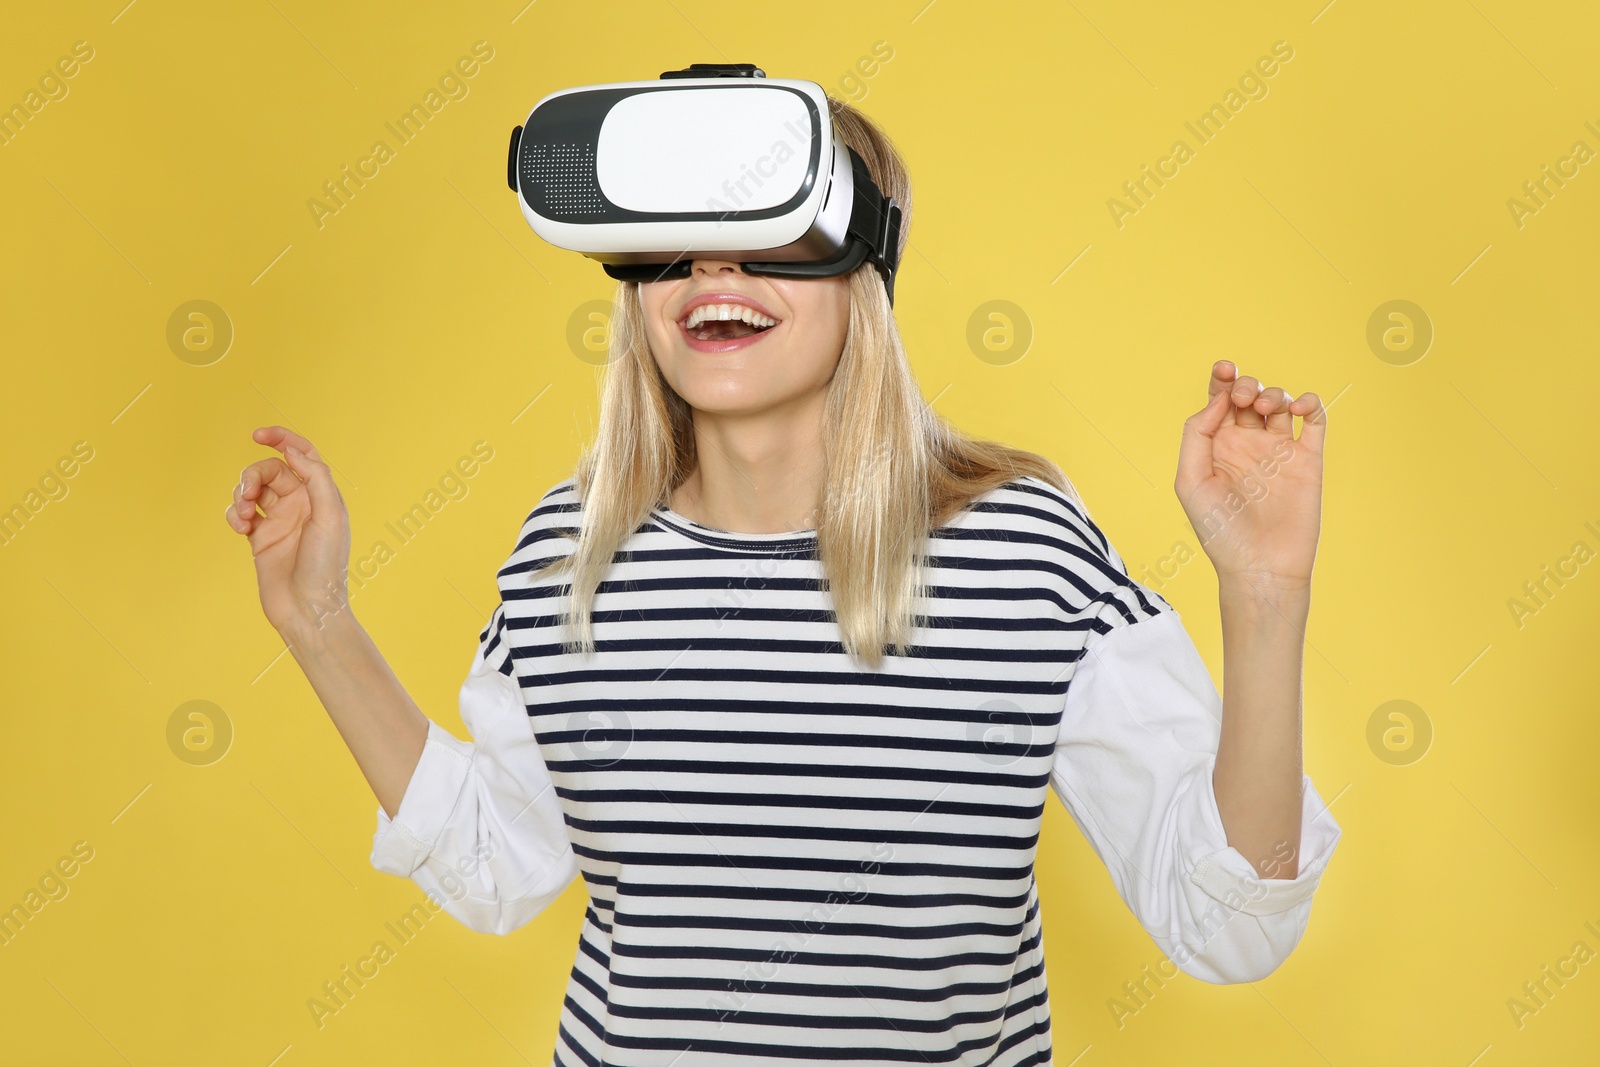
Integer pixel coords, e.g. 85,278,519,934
283,446,343,519
1176,387,1229,492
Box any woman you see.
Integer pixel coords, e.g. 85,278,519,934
227,97,1340,1066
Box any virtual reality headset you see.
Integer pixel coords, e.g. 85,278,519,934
507,62,906,304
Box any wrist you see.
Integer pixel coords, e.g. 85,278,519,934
278,602,365,658
1218,571,1312,613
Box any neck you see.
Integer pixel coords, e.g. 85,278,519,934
672,394,827,534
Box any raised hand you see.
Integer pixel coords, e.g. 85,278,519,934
1174,360,1327,588
224,426,352,637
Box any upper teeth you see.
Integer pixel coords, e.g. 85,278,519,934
684,303,777,330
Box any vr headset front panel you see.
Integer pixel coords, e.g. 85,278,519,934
516,79,836,259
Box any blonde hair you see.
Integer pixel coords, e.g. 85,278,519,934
537,97,1079,669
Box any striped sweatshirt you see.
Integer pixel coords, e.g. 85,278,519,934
370,474,1342,1066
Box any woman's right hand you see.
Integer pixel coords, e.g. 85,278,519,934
225,426,353,639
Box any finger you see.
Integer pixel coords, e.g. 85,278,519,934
1291,391,1328,453
1231,374,1265,429
240,457,287,499
1177,386,1231,491
242,457,294,513
281,443,343,518
227,491,256,533
253,425,325,464
1208,359,1239,402
1257,386,1294,435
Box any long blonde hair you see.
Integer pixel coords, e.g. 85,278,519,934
537,97,1079,669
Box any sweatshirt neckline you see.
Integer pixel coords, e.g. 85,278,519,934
649,503,818,554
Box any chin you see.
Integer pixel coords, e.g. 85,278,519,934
674,380,788,415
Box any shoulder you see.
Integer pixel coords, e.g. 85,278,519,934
949,475,1119,569
970,475,1111,555
497,475,582,586
959,474,1176,631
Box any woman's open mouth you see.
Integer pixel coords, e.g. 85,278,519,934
678,302,781,353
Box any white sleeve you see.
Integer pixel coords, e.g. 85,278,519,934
369,602,579,935
1048,606,1342,984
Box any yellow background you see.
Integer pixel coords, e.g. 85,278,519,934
3,0,1597,1063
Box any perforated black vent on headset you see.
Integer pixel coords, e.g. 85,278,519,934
520,142,604,216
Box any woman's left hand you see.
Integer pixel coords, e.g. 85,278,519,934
1174,360,1327,588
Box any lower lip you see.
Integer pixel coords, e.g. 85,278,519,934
678,317,780,353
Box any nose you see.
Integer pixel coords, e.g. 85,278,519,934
691,258,746,276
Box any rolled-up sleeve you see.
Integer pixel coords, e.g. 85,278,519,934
1048,605,1341,984
370,602,579,935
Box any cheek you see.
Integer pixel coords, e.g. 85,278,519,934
788,297,849,381
809,286,851,356
638,289,665,328
637,289,677,354
780,281,850,348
